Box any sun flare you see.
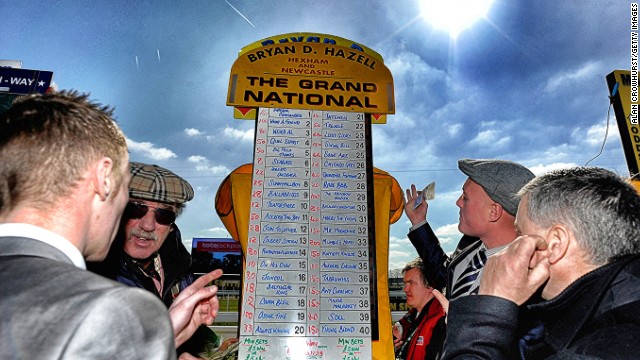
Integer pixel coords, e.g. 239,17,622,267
419,0,494,39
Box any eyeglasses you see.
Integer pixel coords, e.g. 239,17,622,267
124,202,176,225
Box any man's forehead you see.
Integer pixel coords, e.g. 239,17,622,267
403,268,421,279
463,178,488,195
463,178,477,188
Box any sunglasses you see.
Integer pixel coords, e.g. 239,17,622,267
124,202,176,225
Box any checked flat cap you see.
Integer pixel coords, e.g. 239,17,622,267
458,159,534,216
129,162,194,204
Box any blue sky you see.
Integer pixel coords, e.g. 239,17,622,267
2,0,634,271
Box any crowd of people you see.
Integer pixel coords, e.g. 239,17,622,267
1,91,639,360
396,160,640,359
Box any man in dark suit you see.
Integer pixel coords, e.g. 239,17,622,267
0,91,220,359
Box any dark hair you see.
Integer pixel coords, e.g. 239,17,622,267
402,257,430,287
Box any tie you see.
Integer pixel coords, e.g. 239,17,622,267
450,248,487,299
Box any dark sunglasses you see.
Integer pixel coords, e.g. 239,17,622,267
124,202,176,225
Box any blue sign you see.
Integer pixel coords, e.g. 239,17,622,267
0,67,53,95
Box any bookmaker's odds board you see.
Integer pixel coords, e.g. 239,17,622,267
239,107,376,360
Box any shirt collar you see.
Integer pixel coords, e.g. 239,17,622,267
485,243,507,257
0,223,86,269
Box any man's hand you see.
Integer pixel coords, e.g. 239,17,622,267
432,289,449,316
392,323,403,350
169,269,223,347
404,184,428,226
479,235,550,305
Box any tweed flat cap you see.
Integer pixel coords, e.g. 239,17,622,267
458,159,534,216
129,162,194,204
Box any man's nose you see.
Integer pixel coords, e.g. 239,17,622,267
139,210,157,231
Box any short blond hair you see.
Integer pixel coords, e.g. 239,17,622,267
0,91,128,214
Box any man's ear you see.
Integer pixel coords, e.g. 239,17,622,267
94,157,114,201
545,224,570,264
488,202,504,222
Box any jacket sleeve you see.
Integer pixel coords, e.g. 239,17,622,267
408,222,449,291
65,287,175,360
441,295,519,360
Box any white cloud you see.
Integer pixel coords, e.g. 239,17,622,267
584,122,620,146
195,164,231,175
544,61,601,94
386,50,445,89
448,123,463,137
433,223,461,245
184,128,204,137
386,109,416,128
388,235,418,270
126,138,177,160
188,155,207,163
186,154,231,175
427,96,479,131
528,162,579,176
221,126,254,142
468,129,512,148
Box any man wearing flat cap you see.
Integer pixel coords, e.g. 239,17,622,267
90,162,226,357
404,159,535,300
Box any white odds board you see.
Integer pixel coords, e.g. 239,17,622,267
239,107,374,360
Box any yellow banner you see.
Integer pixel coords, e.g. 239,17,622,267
607,70,640,177
228,41,394,121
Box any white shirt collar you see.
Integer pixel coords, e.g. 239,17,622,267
0,223,86,269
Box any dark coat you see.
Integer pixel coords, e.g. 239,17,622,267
89,225,219,356
90,225,193,306
408,221,480,295
442,254,640,359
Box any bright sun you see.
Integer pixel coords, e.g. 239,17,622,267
419,0,494,39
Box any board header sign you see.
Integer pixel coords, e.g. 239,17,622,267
228,37,395,117
238,32,384,63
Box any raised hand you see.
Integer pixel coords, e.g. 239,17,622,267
169,269,223,347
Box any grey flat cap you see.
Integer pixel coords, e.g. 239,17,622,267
129,162,194,204
458,159,534,216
